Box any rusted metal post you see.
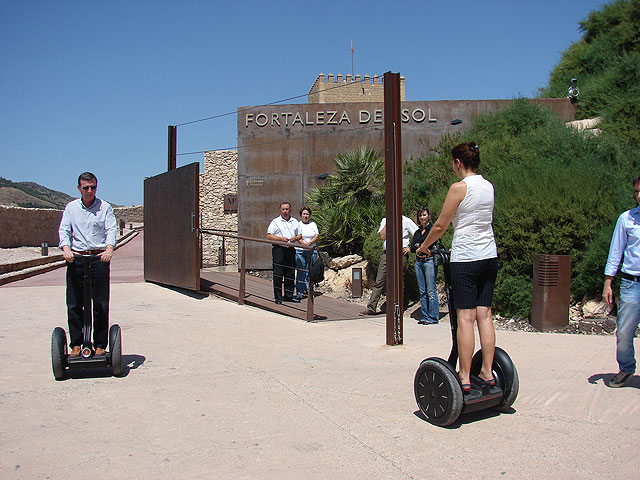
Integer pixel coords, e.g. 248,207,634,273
168,125,177,171
384,71,403,346
238,239,246,305
306,254,315,322
221,236,226,266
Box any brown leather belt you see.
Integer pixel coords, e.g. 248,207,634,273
72,249,105,255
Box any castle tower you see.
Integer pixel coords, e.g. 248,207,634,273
308,73,406,104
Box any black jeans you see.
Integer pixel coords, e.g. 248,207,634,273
272,245,296,301
66,257,110,349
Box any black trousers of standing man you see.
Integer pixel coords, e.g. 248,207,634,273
272,245,296,301
66,256,110,349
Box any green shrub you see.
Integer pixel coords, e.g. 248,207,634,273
362,227,383,269
573,223,617,300
492,271,531,320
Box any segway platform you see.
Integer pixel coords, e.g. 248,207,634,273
51,323,123,380
413,246,519,426
50,254,123,380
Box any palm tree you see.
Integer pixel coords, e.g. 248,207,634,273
306,146,385,255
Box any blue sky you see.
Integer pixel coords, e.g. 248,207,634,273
1,0,608,206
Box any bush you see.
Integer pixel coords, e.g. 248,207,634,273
573,223,617,300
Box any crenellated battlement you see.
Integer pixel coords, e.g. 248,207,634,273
308,73,405,104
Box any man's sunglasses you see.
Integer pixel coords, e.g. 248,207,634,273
82,186,97,191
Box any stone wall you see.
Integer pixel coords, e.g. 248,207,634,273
308,73,406,104
113,205,144,224
0,204,143,248
200,150,239,267
0,205,62,247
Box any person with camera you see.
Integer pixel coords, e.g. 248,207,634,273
416,142,498,392
410,206,439,325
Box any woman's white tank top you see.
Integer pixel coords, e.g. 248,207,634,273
451,175,497,262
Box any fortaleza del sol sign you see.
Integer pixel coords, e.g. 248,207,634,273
244,107,437,128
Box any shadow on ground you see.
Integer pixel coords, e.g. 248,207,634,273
588,372,640,389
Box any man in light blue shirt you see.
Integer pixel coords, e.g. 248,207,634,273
59,172,117,358
603,176,640,387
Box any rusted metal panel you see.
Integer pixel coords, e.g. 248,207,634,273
168,126,177,171
144,162,200,291
238,98,575,269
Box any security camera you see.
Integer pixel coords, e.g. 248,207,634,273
568,78,579,103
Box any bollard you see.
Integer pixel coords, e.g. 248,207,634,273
352,267,363,298
130,223,133,230
119,219,125,235
41,242,48,256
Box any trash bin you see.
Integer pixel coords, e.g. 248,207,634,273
531,254,571,331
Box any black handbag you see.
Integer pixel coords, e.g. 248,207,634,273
309,254,325,283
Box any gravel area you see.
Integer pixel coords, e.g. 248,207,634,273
0,246,58,265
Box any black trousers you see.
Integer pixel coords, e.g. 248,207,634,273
272,245,296,301
66,257,110,349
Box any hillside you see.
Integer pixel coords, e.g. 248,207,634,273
0,177,75,209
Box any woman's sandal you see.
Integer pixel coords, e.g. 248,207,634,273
461,383,471,393
479,376,496,387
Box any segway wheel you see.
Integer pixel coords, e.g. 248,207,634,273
51,327,67,381
414,359,463,426
109,324,123,376
471,346,519,412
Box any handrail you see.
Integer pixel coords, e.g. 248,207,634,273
200,229,314,250
200,228,316,321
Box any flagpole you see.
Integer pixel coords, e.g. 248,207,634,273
351,40,354,78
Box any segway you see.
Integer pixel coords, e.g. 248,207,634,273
51,254,122,380
414,245,518,426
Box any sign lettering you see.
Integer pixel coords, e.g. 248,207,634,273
245,107,438,128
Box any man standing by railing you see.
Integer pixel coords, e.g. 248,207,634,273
267,202,301,305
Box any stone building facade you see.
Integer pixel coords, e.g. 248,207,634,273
200,150,238,267
308,73,406,104
201,73,575,269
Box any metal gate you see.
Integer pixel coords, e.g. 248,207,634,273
144,162,200,291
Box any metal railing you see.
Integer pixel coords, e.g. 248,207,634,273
200,229,317,321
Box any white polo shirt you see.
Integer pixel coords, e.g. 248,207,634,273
267,215,300,241
379,216,419,251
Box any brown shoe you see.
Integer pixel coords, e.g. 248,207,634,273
359,310,376,316
69,346,81,358
95,347,106,356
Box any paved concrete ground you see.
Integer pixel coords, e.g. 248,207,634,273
1,236,639,479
